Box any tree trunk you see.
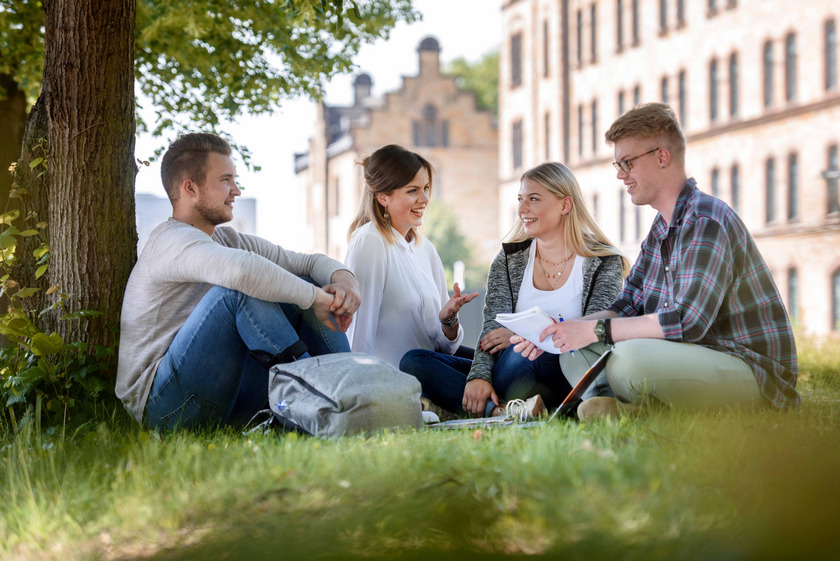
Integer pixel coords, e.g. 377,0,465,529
34,0,138,349
0,74,28,213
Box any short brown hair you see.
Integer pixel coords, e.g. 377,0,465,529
160,133,232,202
605,103,686,164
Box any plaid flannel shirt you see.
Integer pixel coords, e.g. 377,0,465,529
609,178,800,409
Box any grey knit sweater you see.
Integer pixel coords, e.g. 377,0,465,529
466,240,625,383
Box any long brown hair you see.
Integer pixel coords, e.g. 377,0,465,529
348,144,434,244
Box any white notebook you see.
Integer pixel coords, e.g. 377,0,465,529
495,306,560,354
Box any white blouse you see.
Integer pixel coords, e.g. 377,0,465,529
516,241,584,321
344,222,463,367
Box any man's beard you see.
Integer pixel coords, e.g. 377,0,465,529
194,198,231,226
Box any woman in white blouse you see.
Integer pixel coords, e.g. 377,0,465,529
344,144,479,368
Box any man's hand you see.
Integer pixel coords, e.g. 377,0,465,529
479,327,515,355
322,269,361,332
462,378,498,417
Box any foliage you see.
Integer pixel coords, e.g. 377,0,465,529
1,342,838,559
447,50,499,116
424,200,489,290
0,153,118,428
1,0,419,137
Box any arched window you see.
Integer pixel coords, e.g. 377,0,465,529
731,164,740,213
678,70,687,128
729,52,739,117
711,167,720,197
763,40,774,107
826,20,837,91
787,268,799,322
785,33,797,102
709,58,719,122
828,145,839,214
766,157,776,222
788,152,799,220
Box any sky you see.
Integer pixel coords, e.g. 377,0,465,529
134,0,503,245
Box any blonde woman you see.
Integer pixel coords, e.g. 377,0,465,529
401,162,629,417
344,144,478,368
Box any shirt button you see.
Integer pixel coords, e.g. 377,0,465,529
665,266,670,272
664,302,669,308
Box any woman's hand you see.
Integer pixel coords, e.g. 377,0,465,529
511,334,545,361
462,378,498,417
479,327,515,355
439,282,479,324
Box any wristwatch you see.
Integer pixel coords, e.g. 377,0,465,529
594,319,607,343
441,314,459,327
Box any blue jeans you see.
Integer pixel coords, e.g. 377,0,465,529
144,284,349,430
399,345,572,414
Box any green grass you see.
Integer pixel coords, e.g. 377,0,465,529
2,336,839,560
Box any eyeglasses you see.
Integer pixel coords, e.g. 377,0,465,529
612,148,659,173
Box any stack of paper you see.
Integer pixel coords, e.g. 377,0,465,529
495,306,560,354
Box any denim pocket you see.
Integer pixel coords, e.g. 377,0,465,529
146,391,222,431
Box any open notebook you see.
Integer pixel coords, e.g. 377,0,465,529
426,349,613,429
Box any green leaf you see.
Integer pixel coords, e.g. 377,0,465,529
18,229,40,237
31,332,64,356
12,287,40,299
0,210,20,224
33,245,50,259
35,264,48,279
28,157,44,169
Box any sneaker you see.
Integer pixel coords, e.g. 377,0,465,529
421,410,441,424
503,394,547,422
420,397,457,421
577,397,642,422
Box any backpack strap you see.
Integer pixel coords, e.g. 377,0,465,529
249,339,309,369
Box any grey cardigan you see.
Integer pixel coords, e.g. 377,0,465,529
466,239,625,383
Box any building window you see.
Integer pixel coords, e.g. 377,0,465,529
827,20,838,91
512,119,523,170
763,40,774,107
731,164,740,213
709,58,719,122
619,188,626,242
711,167,720,197
617,0,624,49
785,33,796,102
634,206,642,240
659,0,667,33
827,145,839,214
544,112,551,160
729,52,739,117
576,10,584,65
591,99,598,154
633,84,641,106
661,76,669,104
678,70,687,128
578,104,584,157
414,104,447,148
707,0,718,16
677,0,685,26
788,268,799,322
632,0,640,44
766,157,776,222
788,152,799,220
543,20,550,77
590,3,598,62
618,90,626,116
833,270,840,331
511,32,523,88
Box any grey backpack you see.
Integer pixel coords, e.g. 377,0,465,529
261,352,423,438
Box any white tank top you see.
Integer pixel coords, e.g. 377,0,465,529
515,241,584,321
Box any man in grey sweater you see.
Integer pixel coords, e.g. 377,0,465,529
116,133,360,430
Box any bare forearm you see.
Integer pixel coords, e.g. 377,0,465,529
610,314,665,342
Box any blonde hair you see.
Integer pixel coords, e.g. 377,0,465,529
605,102,686,165
348,144,433,244
509,162,631,275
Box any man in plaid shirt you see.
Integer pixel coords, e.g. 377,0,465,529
513,103,799,419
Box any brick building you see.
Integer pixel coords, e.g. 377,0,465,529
499,0,840,336
294,37,499,265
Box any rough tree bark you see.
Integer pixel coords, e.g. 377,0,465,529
14,0,138,350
